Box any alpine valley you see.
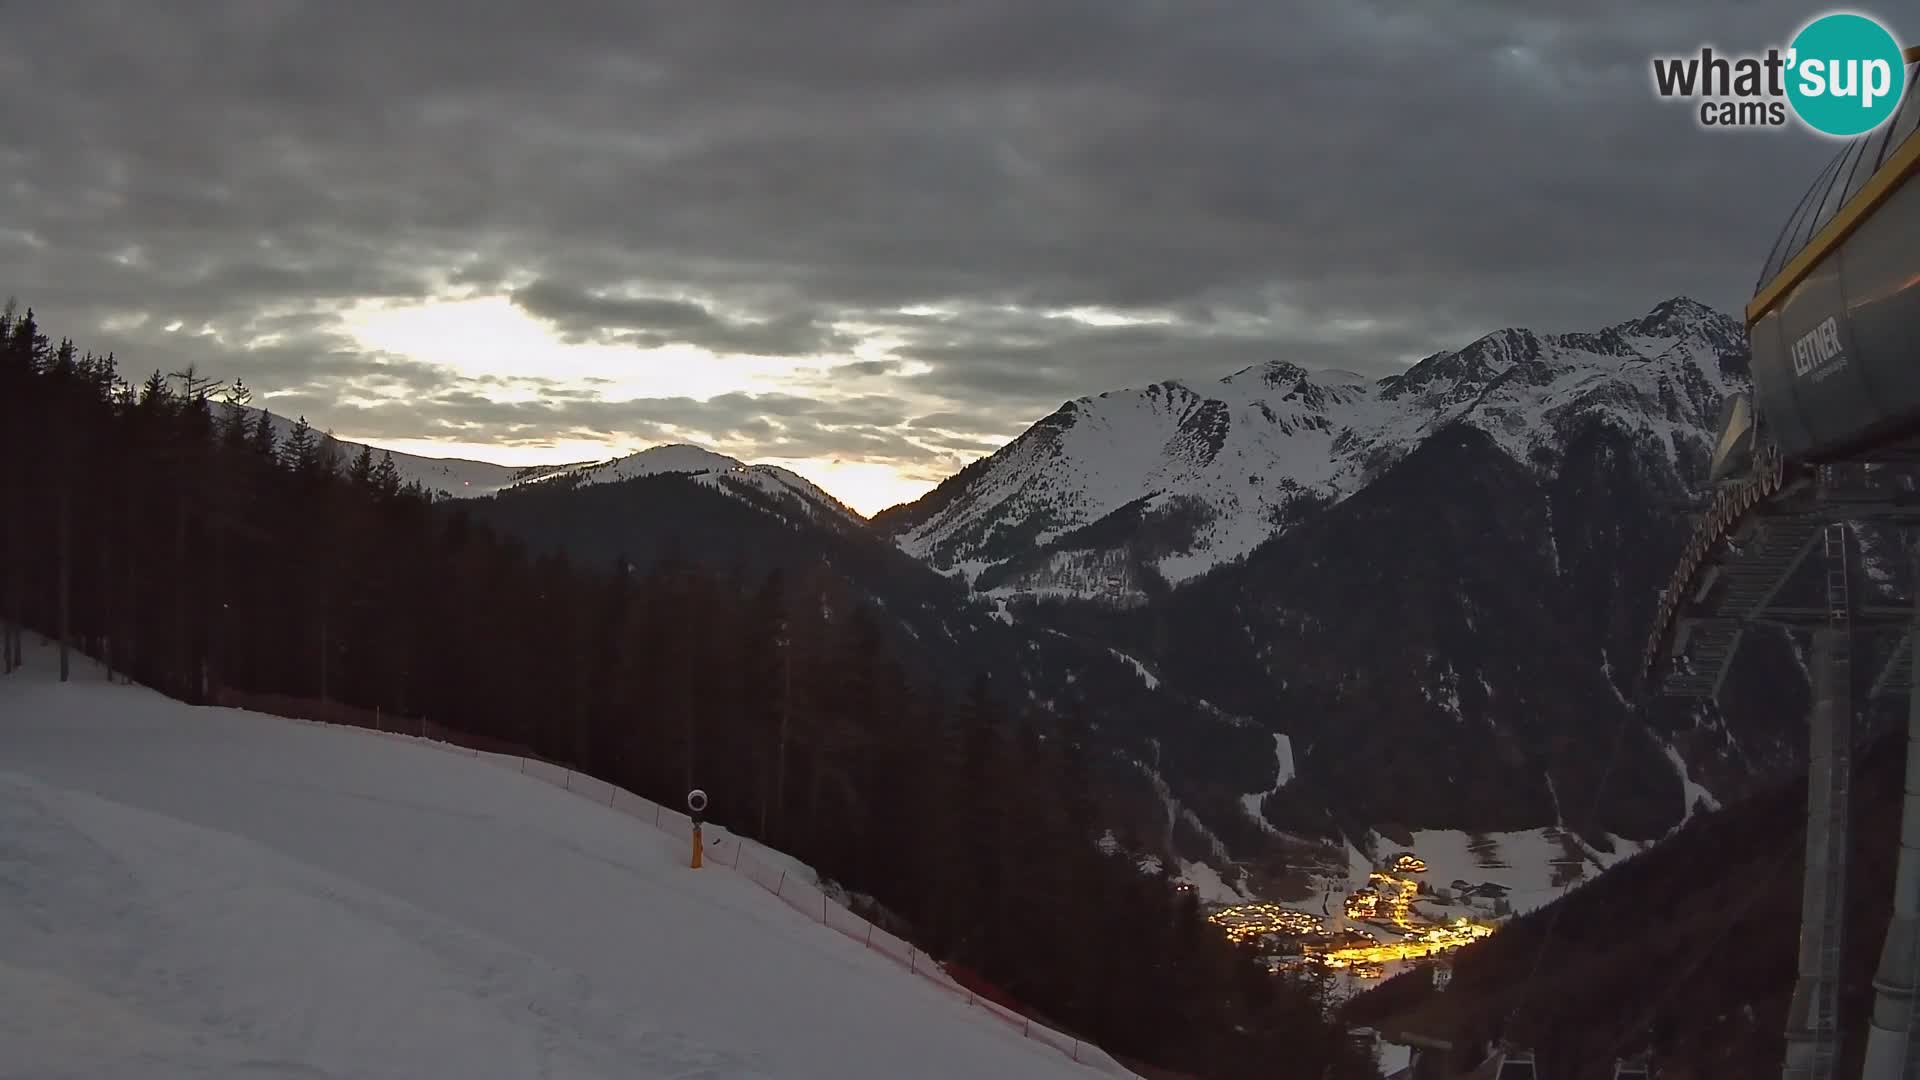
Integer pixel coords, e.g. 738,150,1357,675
321,297,1857,908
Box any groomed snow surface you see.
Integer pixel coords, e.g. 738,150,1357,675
0,643,1126,1079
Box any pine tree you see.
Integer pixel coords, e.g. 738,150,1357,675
314,434,342,481
281,416,317,475
371,451,401,497
220,404,251,451
137,369,171,411
248,409,277,461
347,444,376,489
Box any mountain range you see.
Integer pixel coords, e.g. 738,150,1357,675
874,297,1745,601
237,410,861,529
292,297,1815,905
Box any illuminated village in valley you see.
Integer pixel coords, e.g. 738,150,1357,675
1202,852,1502,984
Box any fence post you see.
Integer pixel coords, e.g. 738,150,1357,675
1072,1042,1080,1063
520,757,527,774
910,950,917,974
822,893,828,923
654,804,662,826
564,769,572,790
865,922,874,949
776,870,786,896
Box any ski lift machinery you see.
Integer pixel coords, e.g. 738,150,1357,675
1641,46,1920,1080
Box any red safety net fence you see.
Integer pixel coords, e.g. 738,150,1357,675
205,686,1141,1077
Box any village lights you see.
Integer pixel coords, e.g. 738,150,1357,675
1203,850,1501,982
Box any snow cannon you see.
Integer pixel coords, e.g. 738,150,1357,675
687,789,708,869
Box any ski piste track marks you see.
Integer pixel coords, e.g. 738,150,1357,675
262,713,1139,1079
1641,441,1791,688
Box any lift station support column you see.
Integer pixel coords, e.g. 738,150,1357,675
1862,539,1920,1080
1785,524,1854,1080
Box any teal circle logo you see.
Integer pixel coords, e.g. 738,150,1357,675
1786,13,1906,136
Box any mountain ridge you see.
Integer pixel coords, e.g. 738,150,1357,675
876,296,1746,602
223,404,863,529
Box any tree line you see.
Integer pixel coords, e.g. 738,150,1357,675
0,304,1378,1079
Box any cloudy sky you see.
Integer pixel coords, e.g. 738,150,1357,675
1,1,1866,513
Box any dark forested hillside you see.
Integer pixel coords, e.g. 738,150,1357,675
460,447,1308,900
0,306,1377,1080
1008,418,1814,848
458,469,994,690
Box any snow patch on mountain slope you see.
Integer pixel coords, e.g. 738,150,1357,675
1340,826,1642,918
1662,741,1721,823
1107,649,1160,690
1402,829,1610,918
1599,650,1632,707
1268,734,1296,787
1176,859,1252,905
1134,760,1236,870
1195,699,1255,729
1238,734,1296,833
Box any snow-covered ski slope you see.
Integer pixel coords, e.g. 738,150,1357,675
0,644,1127,1079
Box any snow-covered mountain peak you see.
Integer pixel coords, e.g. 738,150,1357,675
1618,295,1731,341
885,298,1748,598
1221,359,1312,392
221,405,862,529
486,444,864,528
531,443,748,487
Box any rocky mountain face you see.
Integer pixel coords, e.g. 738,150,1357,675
878,298,1828,869
877,298,1748,601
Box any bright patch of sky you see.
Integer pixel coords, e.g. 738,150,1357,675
340,296,839,396
1046,306,1177,327
327,295,949,515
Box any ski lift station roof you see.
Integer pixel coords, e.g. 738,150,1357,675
1748,52,1920,464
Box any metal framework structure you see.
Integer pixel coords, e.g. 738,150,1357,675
1646,467,1891,1079
1644,466,1920,1080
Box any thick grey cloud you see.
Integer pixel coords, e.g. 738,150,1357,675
0,0,1861,492
509,279,850,356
